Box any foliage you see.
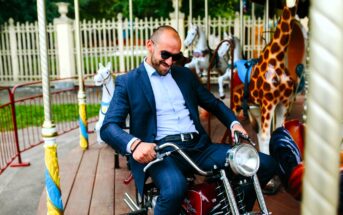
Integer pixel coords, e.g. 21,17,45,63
0,0,257,26
0,103,99,130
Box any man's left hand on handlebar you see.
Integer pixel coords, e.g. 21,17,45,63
231,123,248,141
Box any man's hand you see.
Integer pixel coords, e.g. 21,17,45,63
231,123,248,140
132,142,157,164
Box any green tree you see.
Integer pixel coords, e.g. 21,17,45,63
0,0,256,26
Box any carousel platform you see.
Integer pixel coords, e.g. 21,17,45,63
35,94,305,214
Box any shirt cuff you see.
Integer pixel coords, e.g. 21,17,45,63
230,120,241,130
126,137,138,153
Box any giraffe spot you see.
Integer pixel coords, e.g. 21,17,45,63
249,80,255,90
263,82,271,91
281,63,285,69
284,68,290,76
261,115,265,123
265,92,273,100
280,84,286,91
272,76,280,87
253,68,260,77
280,35,289,46
280,96,284,101
264,49,269,60
252,90,259,98
267,104,272,110
261,62,267,72
281,22,289,33
263,100,268,106
262,107,266,114
259,90,263,99
273,90,280,98
276,52,284,61
271,43,281,54
276,68,282,75
266,113,270,120
287,79,294,86
274,28,280,39
257,77,263,88
283,9,291,20
284,89,293,97
269,58,277,66
258,57,263,64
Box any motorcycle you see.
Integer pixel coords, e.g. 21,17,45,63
123,131,270,215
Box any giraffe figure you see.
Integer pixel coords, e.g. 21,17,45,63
231,0,299,154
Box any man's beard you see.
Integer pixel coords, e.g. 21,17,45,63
151,54,170,76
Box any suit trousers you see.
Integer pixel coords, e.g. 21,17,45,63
147,139,277,215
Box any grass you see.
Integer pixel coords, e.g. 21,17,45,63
0,103,100,130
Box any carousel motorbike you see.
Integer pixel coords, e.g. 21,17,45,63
123,131,270,215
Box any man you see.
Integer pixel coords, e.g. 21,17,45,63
100,25,276,215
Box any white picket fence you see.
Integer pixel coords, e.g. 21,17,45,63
0,13,273,85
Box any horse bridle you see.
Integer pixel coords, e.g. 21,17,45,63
100,72,112,96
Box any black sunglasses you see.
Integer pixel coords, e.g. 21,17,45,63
151,39,183,61
160,50,183,61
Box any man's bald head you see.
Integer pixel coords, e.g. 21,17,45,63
150,25,181,44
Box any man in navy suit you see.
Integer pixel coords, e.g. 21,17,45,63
100,25,276,215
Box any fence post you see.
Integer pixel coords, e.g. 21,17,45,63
9,18,19,82
234,12,240,38
117,13,125,73
169,0,185,50
54,2,75,81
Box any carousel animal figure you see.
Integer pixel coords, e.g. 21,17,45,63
230,0,300,154
93,62,115,144
184,25,210,77
183,25,228,78
217,34,243,99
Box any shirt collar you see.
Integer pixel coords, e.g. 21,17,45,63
143,59,156,77
143,58,171,77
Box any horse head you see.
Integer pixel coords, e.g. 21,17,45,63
184,25,198,48
94,62,112,86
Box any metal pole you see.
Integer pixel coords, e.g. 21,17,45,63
175,0,179,31
37,0,63,213
204,0,208,37
265,0,270,43
302,0,343,214
74,0,88,150
129,0,134,69
240,0,244,44
189,0,192,24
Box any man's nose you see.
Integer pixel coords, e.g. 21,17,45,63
165,57,173,65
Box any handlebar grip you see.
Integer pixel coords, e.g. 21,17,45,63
154,145,161,152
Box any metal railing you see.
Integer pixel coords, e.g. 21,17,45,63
0,77,102,174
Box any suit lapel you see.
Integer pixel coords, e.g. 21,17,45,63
137,65,156,112
171,69,199,123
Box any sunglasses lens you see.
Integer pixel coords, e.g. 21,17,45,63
160,51,171,60
172,53,182,61
160,51,182,61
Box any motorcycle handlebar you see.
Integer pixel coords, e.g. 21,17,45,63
233,131,255,146
143,142,212,176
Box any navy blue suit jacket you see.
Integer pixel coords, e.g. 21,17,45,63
100,63,237,194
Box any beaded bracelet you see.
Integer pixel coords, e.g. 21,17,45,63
131,140,142,154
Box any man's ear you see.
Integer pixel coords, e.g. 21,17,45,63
146,39,154,52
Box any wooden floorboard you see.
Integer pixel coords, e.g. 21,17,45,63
64,145,100,215
89,145,115,215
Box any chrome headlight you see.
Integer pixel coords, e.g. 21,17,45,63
228,144,260,177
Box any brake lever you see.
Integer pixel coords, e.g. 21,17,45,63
143,151,172,172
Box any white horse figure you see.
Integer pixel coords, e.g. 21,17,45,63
184,25,211,77
94,62,114,144
217,34,243,99
184,25,230,81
